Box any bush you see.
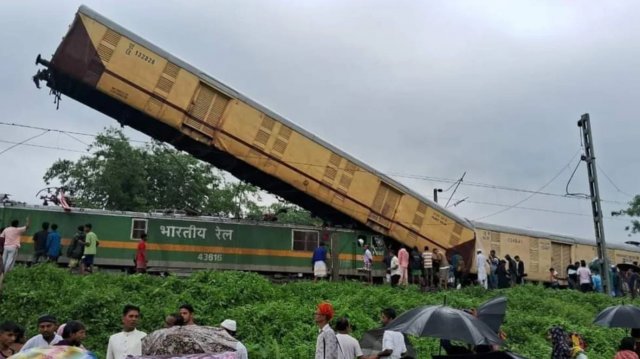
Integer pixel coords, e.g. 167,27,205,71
0,265,631,358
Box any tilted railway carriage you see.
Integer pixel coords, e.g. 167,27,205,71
33,6,477,266
0,204,385,277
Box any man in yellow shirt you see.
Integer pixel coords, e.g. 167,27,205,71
81,223,99,275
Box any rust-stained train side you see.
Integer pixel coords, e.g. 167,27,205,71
34,6,477,263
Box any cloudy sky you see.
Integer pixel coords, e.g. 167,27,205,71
1,0,638,244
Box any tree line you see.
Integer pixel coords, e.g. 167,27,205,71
43,128,320,226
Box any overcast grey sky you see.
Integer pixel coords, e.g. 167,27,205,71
0,0,638,244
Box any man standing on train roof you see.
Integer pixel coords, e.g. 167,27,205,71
397,246,409,287
179,304,196,325
81,223,99,275
106,305,147,359
313,242,329,283
1,217,30,273
220,319,248,359
476,250,488,289
46,224,61,263
20,315,62,351
31,222,49,264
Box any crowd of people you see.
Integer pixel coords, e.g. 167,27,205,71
376,246,527,291
310,242,639,298
0,304,248,359
0,219,152,276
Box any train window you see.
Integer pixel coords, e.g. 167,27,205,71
292,230,319,251
131,218,148,240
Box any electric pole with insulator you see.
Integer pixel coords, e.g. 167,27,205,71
578,113,610,294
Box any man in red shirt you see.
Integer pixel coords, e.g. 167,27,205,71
135,233,148,274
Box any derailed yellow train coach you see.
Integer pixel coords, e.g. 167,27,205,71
33,7,476,261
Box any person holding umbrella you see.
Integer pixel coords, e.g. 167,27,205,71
371,308,406,359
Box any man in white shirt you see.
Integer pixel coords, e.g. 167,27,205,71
220,319,248,359
476,250,488,289
375,308,406,359
335,317,363,359
20,315,62,351
106,305,147,359
363,245,373,284
389,250,401,288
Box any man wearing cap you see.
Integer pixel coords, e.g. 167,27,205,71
20,315,62,351
476,250,488,289
106,305,147,359
220,319,248,359
315,302,338,359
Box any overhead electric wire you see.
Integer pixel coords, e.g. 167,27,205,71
598,164,635,198
473,150,581,221
564,158,590,198
0,130,50,156
0,122,631,207
0,139,87,154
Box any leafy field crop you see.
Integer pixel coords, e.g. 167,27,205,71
0,265,632,358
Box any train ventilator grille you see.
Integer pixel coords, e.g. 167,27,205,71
183,83,230,137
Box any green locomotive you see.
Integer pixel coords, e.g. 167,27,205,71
0,204,385,278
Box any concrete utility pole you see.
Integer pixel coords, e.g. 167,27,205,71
577,113,610,294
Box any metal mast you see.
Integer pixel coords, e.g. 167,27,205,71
577,113,610,293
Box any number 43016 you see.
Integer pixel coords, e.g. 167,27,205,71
198,253,223,262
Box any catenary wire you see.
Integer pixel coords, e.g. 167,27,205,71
0,121,631,206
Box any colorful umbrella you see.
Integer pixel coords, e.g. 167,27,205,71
9,346,96,359
133,354,237,359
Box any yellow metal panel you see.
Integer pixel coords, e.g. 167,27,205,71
575,244,597,264
79,13,108,49
96,73,150,111
613,249,640,264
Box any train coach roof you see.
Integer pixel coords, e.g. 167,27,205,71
472,220,639,252
76,5,473,231
0,203,360,233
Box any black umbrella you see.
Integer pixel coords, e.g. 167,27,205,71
384,305,502,345
594,304,640,328
477,296,507,333
360,328,418,358
617,263,640,273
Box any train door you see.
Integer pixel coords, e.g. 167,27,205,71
551,242,572,282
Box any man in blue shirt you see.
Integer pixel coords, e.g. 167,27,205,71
312,242,328,282
46,224,61,262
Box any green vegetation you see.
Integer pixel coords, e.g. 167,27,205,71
0,266,631,358
42,128,318,225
